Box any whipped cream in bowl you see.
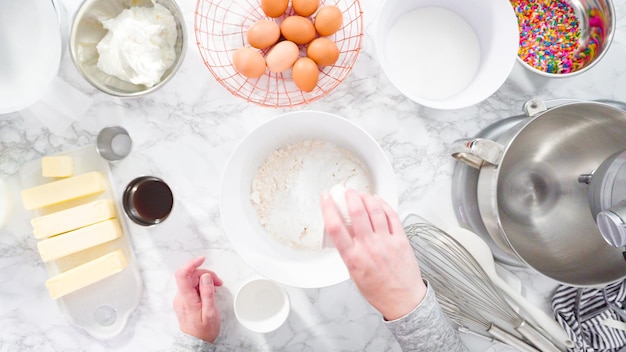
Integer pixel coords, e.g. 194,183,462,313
70,0,187,97
97,3,177,88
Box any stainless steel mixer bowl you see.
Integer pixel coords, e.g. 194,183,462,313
496,102,626,286
455,101,626,287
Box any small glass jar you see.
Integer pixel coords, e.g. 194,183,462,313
122,176,173,226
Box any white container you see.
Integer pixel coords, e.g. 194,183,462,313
0,177,12,229
234,279,290,333
0,0,63,114
375,0,519,110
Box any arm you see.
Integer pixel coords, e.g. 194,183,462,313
385,280,468,352
320,190,467,351
170,331,217,352
171,256,223,352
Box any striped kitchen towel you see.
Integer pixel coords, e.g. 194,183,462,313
552,279,626,351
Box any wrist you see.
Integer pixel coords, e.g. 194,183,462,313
181,327,218,343
381,280,428,321
175,330,216,349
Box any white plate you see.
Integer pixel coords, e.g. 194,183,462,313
19,145,142,339
220,111,397,288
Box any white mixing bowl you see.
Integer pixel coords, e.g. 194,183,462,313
220,111,397,288
376,0,519,110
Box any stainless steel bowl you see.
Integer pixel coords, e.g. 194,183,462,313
516,0,615,77
69,0,187,97
453,100,626,287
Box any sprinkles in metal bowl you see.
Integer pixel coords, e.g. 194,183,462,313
512,0,607,75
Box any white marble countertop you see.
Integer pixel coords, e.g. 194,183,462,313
2,0,626,351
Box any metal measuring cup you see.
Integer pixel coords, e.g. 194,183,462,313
96,126,132,161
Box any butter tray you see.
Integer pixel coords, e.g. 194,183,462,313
19,145,143,339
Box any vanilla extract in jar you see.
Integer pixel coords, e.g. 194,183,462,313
123,176,173,226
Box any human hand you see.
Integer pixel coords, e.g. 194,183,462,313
320,190,427,321
173,256,224,343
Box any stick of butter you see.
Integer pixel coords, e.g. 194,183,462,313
31,199,116,239
37,219,123,262
42,156,74,178
21,171,106,210
45,249,128,299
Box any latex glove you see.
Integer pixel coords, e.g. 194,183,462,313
320,190,427,321
173,256,224,343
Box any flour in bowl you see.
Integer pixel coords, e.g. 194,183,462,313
250,139,373,250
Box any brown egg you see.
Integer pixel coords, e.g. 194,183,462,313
265,41,299,73
232,47,266,78
292,57,319,92
314,6,343,36
292,0,320,17
280,16,316,45
306,37,339,66
261,0,288,18
247,20,280,49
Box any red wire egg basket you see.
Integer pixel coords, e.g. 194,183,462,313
194,0,363,107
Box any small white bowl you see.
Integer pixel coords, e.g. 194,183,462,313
220,111,397,288
0,177,12,229
376,0,519,109
234,279,290,333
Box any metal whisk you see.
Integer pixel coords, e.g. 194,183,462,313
436,287,540,352
405,222,564,352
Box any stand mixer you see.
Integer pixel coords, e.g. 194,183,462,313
580,149,626,248
452,99,626,285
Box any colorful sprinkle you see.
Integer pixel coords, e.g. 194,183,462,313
511,0,606,74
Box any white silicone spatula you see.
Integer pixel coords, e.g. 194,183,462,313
446,227,574,350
